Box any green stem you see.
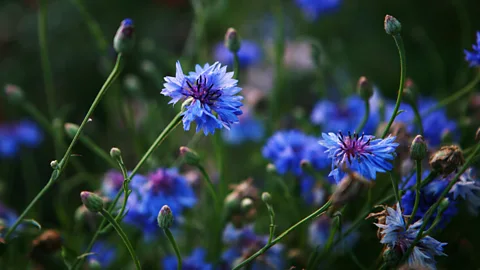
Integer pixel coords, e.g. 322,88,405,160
269,0,285,124
3,54,124,243
356,99,370,132
70,0,108,53
198,165,220,213
266,204,276,244
72,112,183,269
233,200,332,270
99,209,141,269
423,70,480,116
420,171,438,188
389,173,401,207
401,141,480,263
233,52,240,79
164,228,182,270
38,0,55,118
411,103,424,136
407,160,422,227
381,34,406,139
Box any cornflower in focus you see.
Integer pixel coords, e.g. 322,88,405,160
319,132,398,183
295,0,342,21
214,40,262,68
163,248,212,269
464,31,480,67
162,62,243,135
0,120,43,158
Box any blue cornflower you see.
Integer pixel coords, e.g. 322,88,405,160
101,170,125,199
214,40,262,68
375,203,446,269
162,61,243,135
319,132,398,183
222,223,284,269
449,168,480,215
88,241,116,268
308,215,358,254
401,171,457,228
262,130,330,176
295,0,342,21
163,248,212,270
0,120,43,158
300,176,328,206
0,202,17,237
222,109,264,145
464,31,480,67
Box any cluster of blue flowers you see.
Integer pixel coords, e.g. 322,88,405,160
0,120,42,158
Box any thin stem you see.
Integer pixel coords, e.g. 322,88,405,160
38,0,55,118
423,70,480,116
269,0,285,124
99,209,141,269
381,34,406,139
266,204,276,244
3,54,124,242
420,171,438,189
389,173,401,208
164,228,182,270
198,165,220,213
356,99,370,132
401,141,480,263
233,52,240,79
233,200,332,270
411,104,424,136
70,0,108,53
407,160,422,227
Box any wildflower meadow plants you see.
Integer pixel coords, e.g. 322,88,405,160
1,1,480,270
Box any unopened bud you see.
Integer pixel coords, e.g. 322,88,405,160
50,160,59,169
357,76,373,100
157,205,173,229
300,159,311,170
110,147,123,162
410,135,427,161
240,197,254,212
384,15,402,35
179,146,200,166
266,163,277,174
402,78,418,105
4,84,24,103
64,123,79,138
429,145,465,177
441,129,454,144
224,27,241,53
80,191,104,213
114,19,135,54
261,192,272,204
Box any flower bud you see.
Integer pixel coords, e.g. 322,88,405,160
157,205,174,229
441,129,454,144
110,147,123,162
179,146,200,166
410,135,427,161
261,192,272,204
240,197,254,212
300,159,311,170
476,127,480,142
80,191,104,213
224,27,241,53
429,145,465,177
88,259,102,270
357,76,373,100
4,84,24,103
50,160,59,169
64,123,79,138
266,163,277,174
384,15,402,35
402,78,418,105
114,19,135,54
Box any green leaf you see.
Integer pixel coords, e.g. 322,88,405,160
21,219,42,230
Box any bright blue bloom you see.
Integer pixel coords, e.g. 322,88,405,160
262,130,330,176
0,120,43,158
214,40,262,68
401,171,458,228
308,215,358,254
0,202,17,237
449,168,480,215
162,61,243,135
222,223,284,269
163,248,212,270
464,31,480,67
89,241,116,268
311,96,379,134
295,0,342,21
319,132,398,183
222,110,264,145
376,203,446,269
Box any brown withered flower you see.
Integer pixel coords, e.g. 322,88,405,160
29,229,63,268
429,145,465,177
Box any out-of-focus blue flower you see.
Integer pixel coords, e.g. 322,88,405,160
262,130,330,176
89,241,116,268
214,40,262,68
319,132,398,183
0,120,43,158
450,168,480,215
0,202,17,237
376,203,446,269
300,176,328,206
308,215,358,254
401,171,458,228
101,170,125,199
222,109,264,145
163,248,212,270
222,223,284,270
464,31,480,67
162,61,243,135
122,168,197,236
295,0,342,21
311,96,379,134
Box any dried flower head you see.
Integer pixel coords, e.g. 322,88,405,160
429,145,465,177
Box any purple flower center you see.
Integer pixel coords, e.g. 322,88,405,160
149,170,174,193
336,131,371,163
183,75,222,106
106,171,124,190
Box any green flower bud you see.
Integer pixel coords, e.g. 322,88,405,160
179,146,200,166
266,163,277,174
4,84,24,103
410,135,427,161
114,19,135,54
50,160,59,169
64,123,79,138
357,76,373,100
261,192,272,204
224,27,241,53
384,15,402,35
157,205,174,229
80,191,104,213
110,147,123,162
240,197,254,212
402,78,418,105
